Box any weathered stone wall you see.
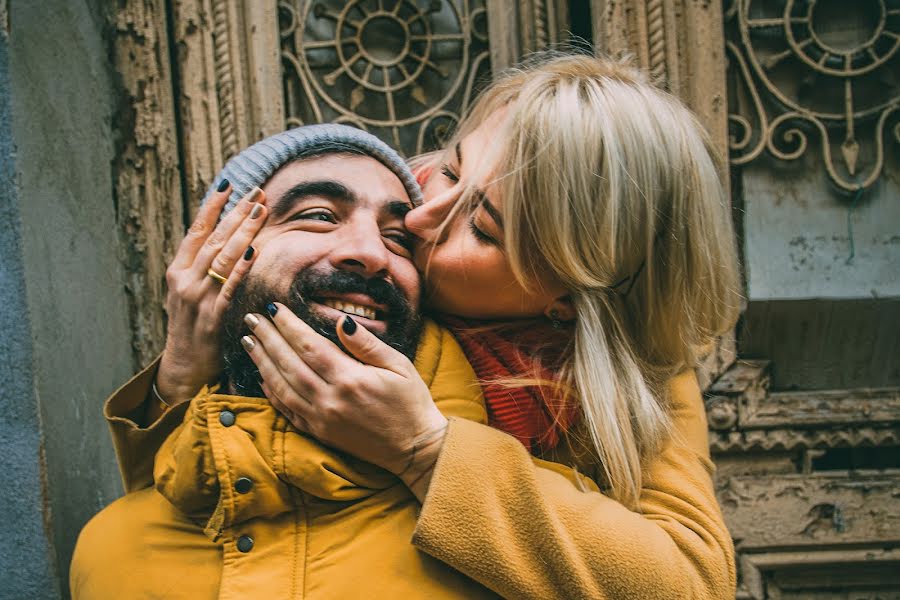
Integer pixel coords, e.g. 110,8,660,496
0,13,61,599
4,0,138,595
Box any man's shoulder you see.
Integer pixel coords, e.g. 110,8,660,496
412,318,447,385
413,319,486,419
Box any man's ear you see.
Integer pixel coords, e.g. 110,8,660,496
543,295,576,323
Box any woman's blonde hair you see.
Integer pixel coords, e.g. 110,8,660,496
420,53,741,508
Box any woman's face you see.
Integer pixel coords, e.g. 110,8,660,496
405,113,567,319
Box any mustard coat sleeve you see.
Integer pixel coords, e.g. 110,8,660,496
411,370,736,600
103,356,191,493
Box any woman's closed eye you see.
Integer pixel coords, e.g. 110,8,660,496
468,218,499,246
440,163,460,183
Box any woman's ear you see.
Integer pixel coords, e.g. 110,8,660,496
543,295,576,322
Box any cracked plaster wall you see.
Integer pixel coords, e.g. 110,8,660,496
3,1,134,596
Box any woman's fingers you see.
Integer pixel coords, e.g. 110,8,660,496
265,303,357,384
216,244,256,307
170,181,232,270
245,334,313,427
335,315,409,374
263,382,310,432
243,315,323,398
190,187,264,280
208,201,268,281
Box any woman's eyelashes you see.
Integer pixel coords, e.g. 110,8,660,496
440,163,460,183
468,218,498,245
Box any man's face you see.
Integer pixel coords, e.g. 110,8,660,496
222,153,423,396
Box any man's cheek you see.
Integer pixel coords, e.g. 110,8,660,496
397,262,422,309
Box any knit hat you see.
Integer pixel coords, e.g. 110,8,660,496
204,124,423,214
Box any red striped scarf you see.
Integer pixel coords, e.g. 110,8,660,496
443,318,580,453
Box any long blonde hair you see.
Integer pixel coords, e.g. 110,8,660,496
422,53,741,508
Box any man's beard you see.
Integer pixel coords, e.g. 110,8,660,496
221,268,423,397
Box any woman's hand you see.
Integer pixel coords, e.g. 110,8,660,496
154,183,269,407
241,303,448,496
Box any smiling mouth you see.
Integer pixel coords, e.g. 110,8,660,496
318,298,382,321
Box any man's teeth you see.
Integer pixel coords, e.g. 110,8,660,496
321,299,378,320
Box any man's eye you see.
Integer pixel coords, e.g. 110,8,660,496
440,164,460,183
384,232,414,252
291,209,336,223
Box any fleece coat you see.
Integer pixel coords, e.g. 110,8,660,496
71,319,736,599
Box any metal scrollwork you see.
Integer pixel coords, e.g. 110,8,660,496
725,0,900,192
279,0,491,157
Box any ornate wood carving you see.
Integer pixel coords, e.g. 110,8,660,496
170,0,284,215
709,357,900,598
725,0,900,193
711,425,900,454
486,0,570,71
590,0,731,161
278,0,491,157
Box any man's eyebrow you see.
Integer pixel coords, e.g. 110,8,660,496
270,180,356,219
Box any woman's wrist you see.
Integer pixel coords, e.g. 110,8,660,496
399,419,449,501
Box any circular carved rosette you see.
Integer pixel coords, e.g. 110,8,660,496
727,0,900,191
280,0,490,156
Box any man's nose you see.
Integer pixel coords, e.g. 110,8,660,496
405,187,457,244
329,218,390,278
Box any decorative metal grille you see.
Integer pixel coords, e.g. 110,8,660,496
725,0,900,192
279,0,491,157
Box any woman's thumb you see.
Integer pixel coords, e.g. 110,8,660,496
336,315,405,372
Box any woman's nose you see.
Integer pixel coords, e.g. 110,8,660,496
405,188,457,243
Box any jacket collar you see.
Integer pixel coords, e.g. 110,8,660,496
154,386,398,540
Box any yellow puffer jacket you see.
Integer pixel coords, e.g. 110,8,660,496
74,318,736,599
71,319,497,599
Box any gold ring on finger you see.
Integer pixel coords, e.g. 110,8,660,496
207,268,228,285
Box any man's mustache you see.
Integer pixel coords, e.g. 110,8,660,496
289,269,410,318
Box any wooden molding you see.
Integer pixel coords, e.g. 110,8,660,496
171,0,284,216
487,0,569,71
710,426,900,454
735,547,900,600
590,0,729,161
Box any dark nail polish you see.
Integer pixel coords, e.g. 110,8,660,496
342,316,357,335
249,204,264,219
217,178,230,193
266,303,278,317
243,246,255,261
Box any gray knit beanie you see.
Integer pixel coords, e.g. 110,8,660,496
204,123,423,214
